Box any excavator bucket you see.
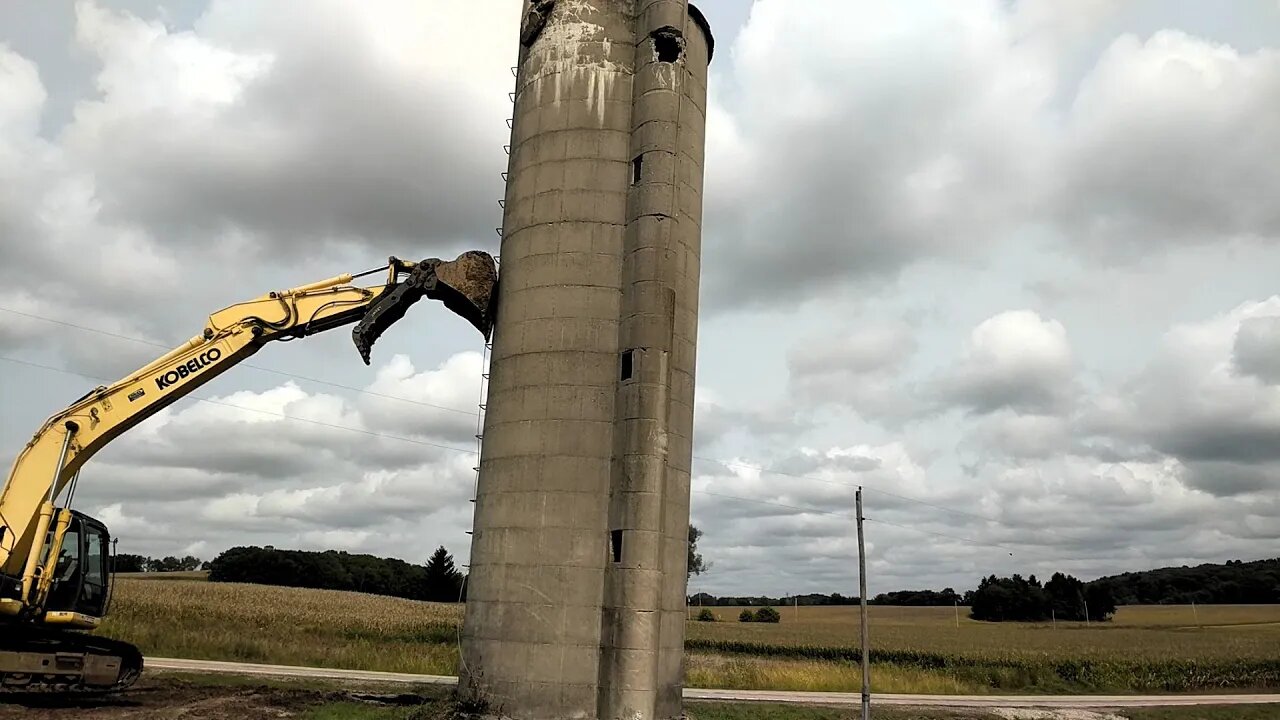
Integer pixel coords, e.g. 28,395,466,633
353,250,498,365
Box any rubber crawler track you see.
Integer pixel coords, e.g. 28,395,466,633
0,628,142,695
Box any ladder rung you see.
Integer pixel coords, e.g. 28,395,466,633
510,66,518,76
498,199,506,208
508,92,516,102
501,172,508,181
504,145,511,155
506,118,513,128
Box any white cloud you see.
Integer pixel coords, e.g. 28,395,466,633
933,310,1075,415
1233,315,1280,384
702,0,1054,308
788,321,919,422
1089,297,1280,496
62,0,516,257
1055,30,1280,258
4,1,1280,598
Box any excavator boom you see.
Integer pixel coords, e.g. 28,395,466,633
0,250,497,694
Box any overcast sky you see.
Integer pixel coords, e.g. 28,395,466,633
2,1,1279,598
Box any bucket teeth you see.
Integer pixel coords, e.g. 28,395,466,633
353,251,498,365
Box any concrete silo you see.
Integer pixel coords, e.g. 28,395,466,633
459,2,713,719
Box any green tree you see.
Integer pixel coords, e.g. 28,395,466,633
696,608,716,622
688,524,707,580
738,609,754,622
753,606,781,623
423,545,464,602
1085,583,1117,622
110,554,147,573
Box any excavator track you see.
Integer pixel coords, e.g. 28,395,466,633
0,627,142,694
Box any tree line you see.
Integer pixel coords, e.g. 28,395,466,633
969,572,1117,622
689,592,863,607
1089,558,1280,605
111,554,208,573
207,545,466,602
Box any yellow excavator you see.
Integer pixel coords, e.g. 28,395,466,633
0,251,498,693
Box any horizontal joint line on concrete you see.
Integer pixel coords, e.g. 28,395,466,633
503,220,627,232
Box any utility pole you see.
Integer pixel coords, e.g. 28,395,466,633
856,487,870,720
1192,600,1199,629
1083,598,1090,626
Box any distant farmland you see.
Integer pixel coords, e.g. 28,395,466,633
102,579,1280,694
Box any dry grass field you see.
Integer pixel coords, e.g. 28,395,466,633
97,579,1280,694
100,578,463,675
685,604,1280,661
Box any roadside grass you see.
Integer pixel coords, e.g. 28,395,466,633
685,655,990,694
685,705,985,720
102,580,1280,694
1123,707,1280,719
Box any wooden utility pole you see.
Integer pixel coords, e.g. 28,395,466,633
856,487,870,720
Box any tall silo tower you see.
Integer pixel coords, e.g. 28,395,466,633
459,2,713,719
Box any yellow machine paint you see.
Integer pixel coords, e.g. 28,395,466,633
0,252,497,693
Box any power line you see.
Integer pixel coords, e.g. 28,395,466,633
692,487,1049,559
5,352,1060,561
863,516,1021,555
691,456,1096,547
692,455,1006,526
2,304,1087,547
0,306,478,417
693,489,854,519
0,355,477,457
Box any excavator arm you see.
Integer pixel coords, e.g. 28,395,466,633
0,251,497,621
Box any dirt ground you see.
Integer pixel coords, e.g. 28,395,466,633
0,675,449,719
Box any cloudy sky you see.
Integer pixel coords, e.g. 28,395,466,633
2,0,1279,598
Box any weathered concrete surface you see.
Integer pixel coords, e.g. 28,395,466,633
458,2,712,719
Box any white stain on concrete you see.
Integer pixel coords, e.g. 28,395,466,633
527,0,627,126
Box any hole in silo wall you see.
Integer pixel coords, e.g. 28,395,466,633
631,155,643,185
621,349,635,380
651,27,685,63
611,529,624,562
520,0,556,47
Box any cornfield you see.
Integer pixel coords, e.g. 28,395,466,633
100,579,1280,692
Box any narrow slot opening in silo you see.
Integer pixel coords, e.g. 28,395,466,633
611,530,624,562
631,155,643,185
621,349,634,380
651,27,685,63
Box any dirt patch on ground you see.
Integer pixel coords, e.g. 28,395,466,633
0,676,450,720
990,710,1125,720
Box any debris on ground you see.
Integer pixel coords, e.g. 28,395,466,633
990,709,1125,720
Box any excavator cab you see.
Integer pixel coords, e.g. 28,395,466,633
39,511,111,628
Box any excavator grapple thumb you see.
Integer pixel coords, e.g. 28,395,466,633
353,250,498,365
